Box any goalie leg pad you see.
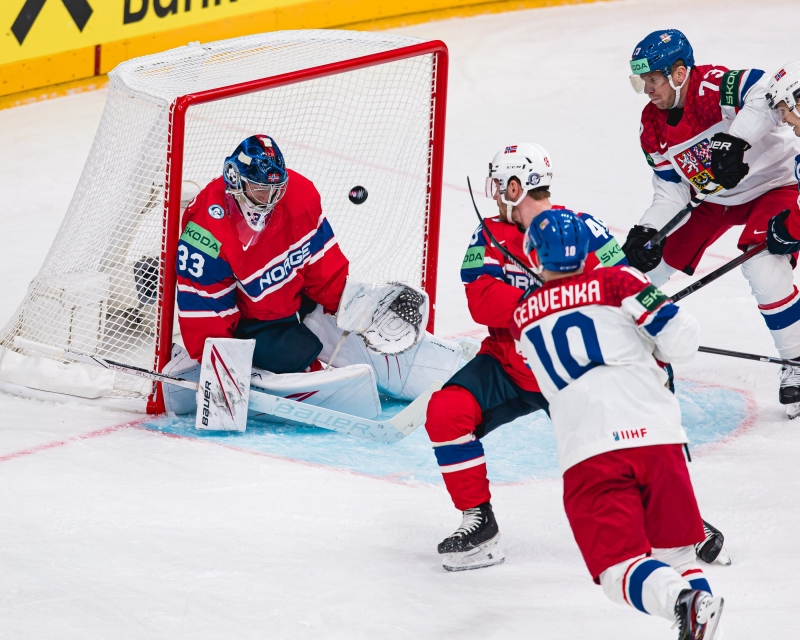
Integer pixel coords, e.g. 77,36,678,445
304,306,461,401
162,343,201,415
249,363,381,420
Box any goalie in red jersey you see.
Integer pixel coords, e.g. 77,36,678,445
163,135,460,415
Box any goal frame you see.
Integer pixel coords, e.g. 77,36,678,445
149,40,449,413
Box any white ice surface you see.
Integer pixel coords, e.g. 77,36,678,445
2,0,800,636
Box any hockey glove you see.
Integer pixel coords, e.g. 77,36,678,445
621,225,664,272
709,132,751,189
767,209,800,255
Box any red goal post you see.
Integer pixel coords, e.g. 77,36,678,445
151,40,449,413
0,32,448,413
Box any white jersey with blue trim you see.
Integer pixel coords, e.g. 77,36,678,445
639,64,800,231
510,265,700,473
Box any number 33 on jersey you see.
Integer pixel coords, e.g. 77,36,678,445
509,265,700,474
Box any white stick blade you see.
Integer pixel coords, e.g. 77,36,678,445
197,338,255,432
389,379,442,436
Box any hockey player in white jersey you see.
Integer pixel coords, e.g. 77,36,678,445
623,29,800,417
511,209,723,639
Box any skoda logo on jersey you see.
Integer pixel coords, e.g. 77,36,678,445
527,173,542,187
208,205,225,220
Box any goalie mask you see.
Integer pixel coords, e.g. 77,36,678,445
486,143,554,217
223,135,289,234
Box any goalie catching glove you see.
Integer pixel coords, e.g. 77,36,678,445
335,279,429,355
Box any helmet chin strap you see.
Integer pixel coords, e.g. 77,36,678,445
668,67,691,109
501,190,527,220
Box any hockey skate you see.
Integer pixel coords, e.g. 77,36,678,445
779,364,800,419
695,520,731,566
674,589,724,640
438,502,505,572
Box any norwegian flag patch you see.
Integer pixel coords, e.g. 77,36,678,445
505,145,517,154
775,69,787,82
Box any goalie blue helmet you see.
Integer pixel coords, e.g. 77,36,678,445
524,209,590,273
223,135,289,232
629,29,694,94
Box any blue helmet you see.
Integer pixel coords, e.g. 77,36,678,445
524,209,590,273
629,29,694,91
223,135,289,231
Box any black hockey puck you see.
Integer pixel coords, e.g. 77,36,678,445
349,186,368,204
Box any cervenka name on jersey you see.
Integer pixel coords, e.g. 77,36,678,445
511,266,698,473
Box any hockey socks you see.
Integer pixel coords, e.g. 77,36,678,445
600,546,712,623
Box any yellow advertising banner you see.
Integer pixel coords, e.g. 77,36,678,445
1,0,603,103
1,0,301,65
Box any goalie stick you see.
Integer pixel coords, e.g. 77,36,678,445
645,182,722,249
466,177,544,286
13,337,440,444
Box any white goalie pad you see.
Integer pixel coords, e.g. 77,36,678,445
336,279,429,355
197,338,255,432
305,306,461,401
249,363,381,420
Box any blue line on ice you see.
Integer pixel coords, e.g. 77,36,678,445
143,380,746,484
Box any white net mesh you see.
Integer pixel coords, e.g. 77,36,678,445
0,30,440,403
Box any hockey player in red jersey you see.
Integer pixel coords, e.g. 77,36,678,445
174,135,348,372
163,135,460,416
622,29,800,417
513,209,724,640
425,144,628,571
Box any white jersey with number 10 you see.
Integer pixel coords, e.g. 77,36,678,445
510,265,700,474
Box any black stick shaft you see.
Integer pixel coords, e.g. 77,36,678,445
645,183,721,249
698,346,800,367
669,242,767,303
466,177,542,285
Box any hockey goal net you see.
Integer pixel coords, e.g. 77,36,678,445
0,30,448,413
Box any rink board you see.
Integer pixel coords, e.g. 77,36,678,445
142,379,749,484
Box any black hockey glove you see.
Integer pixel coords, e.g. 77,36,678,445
767,209,800,255
709,132,751,189
621,225,664,273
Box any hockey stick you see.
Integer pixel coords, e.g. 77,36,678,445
13,337,439,443
669,241,767,303
645,182,722,249
697,345,800,367
466,177,543,286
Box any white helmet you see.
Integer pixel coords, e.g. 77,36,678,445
486,143,553,212
766,61,800,114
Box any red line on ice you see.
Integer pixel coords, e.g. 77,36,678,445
0,418,149,464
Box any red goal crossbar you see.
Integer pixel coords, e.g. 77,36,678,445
148,40,449,414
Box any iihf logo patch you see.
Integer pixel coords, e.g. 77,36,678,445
527,173,541,186
208,204,225,219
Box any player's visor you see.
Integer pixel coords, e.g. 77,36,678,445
629,74,646,94
485,177,506,199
